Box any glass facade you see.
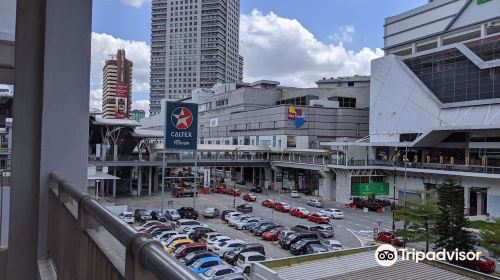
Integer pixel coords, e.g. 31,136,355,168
404,48,500,103
466,34,500,61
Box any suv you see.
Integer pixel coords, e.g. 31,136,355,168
290,238,321,255
311,225,335,238
223,243,266,265
178,207,199,219
306,199,324,208
291,225,315,232
134,209,152,223
281,232,318,250
236,204,253,214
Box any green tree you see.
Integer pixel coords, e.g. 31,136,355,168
394,190,439,252
479,220,500,257
433,177,473,252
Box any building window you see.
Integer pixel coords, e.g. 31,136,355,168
337,97,356,108
348,81,355,87
287,136,296,148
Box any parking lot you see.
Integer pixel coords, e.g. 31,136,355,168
115,184,398,258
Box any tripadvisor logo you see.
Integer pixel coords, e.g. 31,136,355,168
375,244,483,267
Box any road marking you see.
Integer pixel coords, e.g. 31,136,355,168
346,228,364,248
347,221,353,224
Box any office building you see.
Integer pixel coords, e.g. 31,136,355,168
325,0,500,217
130,109,146,121
102,49,133,119
149,0,243,116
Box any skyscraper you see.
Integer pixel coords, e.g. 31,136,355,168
149,0,243,116
102,49,133,119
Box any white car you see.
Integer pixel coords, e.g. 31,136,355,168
233,218,261,230
320,208,344,219
118,212,134,224
212,240,245,256
320,239,343,251
153,230,178,241
165,209,181,221
290,191,300,198
229,215,252,227
200,264,244,280
207,236,231,251
176,219,202,231
236,252,270,274
162,234,189,247
225,212,243,223
183,225,209,235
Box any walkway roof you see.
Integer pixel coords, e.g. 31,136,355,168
283,148,331,154
91,118,141,127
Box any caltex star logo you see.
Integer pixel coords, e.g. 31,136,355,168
171,107,193,129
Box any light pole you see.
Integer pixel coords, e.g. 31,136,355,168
403,145,408,210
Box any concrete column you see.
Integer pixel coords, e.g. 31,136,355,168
113,168,117,198
264,167,272,189
137,166,142,197
271,165,283,191
335,173,351,204
130,168,134,196
319,170,334,201
259,167,263,187
148,166,153,196
252,167,256,184
153,168,159,193
481,23,487,37
464,186,471,215
240,166,245,181
8,0,92,277
230,166,236,181
411,42,417,54
437,36,443,47
477,191,484,215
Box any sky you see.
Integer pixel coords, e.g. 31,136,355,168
90,0,428,114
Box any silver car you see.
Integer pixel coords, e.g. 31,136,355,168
202,207,220,218
306,199,324,208
311,225,335,238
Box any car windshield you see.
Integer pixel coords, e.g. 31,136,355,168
288,234,298,240
184,221,200,225
174,245,186,254
124,214,133,218
203,268,216,277
333,244,342,248
323,226,333,230
191,259,204,269
218,241,228,246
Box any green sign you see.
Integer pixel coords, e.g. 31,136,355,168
351,182,389,196
477,0,492,4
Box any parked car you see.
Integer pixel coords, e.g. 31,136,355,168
173,242,208,259
163,234,190,248
118,212,134,224
221,210,236,222
281,232,318,250
181,251,218,266
250,186,263,193
306,199,324,208
153,230,178,241
138,223,167,234
243,193,257,202
229,216,252,227
290,238,321,255
149,226,175,237
305,244,328,255
201,232,221,243
165,209,181,221
234,218,262,230
183,225,210,236
236,180,246,185
261,199,276,208
236,204,253,214
207,236,232,251
290,207,310,218
225,212,243,223
255,224,281,236
278,230,296,246
150,210,167,222
178,207,199,220
202,207,220,218
176,219,203,231
236,252,270,274
320,239,343,251
375,231,405,247
262,227,287,241
190,227,216,242
291,224,315,232
311,225,335,238
308,213,330,224
226,188,241,197
165,238,193,253
221,274,249,280
290,191,300,198
199,264,244,280
135,220,162,232
248,221,271,233
469,231,484,245
250,222,273,234
223,243,266,265
134,209,152,223
320,208,344,219
459,256,496,273
212,240,246,256
189,256,223,275
173,187,196,197
274,202,291,212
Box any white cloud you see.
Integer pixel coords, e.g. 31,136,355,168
132,100,150,116
240,10,383,87
121,0,150,8
90,32,150,108
330,25,355,43
89,89,102,111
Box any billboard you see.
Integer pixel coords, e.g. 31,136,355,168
351,182,390,196
288,106,305,128
165,101,198,150
115,83,129,119
203,169,211,188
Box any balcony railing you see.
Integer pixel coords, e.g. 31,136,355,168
89,153,268,162
47,172,200,280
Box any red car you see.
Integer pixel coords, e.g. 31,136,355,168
461,256,496,272
290,207,310,218
262,226,287,241
274,202,291,212
226,188,241,197
376,231,405,247
308,213,330,224
213,187,226,193
139,223,165,233
173,243,207,259
262,199,276,208
243,193,257,202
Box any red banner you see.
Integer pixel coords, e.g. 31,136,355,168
115,83,129,119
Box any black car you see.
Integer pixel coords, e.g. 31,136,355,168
190,227,216,242
250,186,263,193
150,210,167,222
236,179,246,185
281,232,318,250
249,222,273,233
177,207,199,220
305,243,328,255
180,251,218,266
134,209,152,223
291,225,314,233
236,204,253,214
223,243,266,265
254,224,276,236
290,238,321,255
221,210,236,222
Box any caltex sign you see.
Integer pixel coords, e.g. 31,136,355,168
165,102,198,150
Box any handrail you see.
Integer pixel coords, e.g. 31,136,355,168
48,172,200,280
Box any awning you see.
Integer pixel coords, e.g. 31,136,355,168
87,171,120,180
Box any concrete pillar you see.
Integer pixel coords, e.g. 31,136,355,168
271,165,283,191
477,191,484,215
230,166,236,181
259,167,263,187
319,170,334,201
113,168,117,198
411,42,417,54
252,167,256,184
464,186,471,215
153,168,159,193
335,173,351,204
264,167,272,189
481,23,487,37
130,168,134,196
148,166,153,196
437,36,443,47
137,166,142,197
8,0,92,277
240,166,245,181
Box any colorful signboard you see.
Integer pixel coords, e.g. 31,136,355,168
203,169,211,188
351,182,390,196
115,83,129,119
288,106,306,128
165,101,198,150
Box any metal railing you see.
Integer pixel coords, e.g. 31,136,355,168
47,172,200,280
90,153,268,162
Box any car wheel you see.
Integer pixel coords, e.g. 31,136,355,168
244,267,251,275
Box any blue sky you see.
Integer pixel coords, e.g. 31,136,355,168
90,0,427,112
